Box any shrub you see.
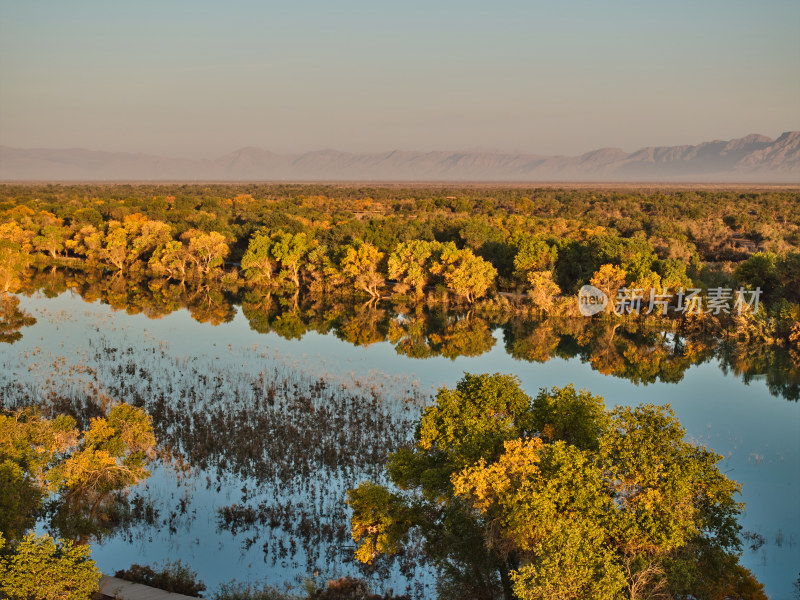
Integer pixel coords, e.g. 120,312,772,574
212,580,300,600
114,560,206,596
310,577,410,600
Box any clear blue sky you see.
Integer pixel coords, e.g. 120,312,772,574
1,0,798,158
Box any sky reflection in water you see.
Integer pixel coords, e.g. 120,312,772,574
0,290,797,598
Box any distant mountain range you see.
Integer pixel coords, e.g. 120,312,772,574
1,132,799,182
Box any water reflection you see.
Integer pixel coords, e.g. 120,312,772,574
503,319,713,384
718,340,800,402
8,267,800,401
43,489,161,548
1,273,797,597
0,325,430,591
0,291,36,344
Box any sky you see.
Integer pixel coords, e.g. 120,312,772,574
1,0,798,158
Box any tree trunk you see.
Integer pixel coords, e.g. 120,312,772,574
499,565,515,600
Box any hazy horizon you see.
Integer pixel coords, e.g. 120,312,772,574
1,130,798,160
1,131,797,160
1,1,799,159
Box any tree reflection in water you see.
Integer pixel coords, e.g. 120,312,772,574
8,266,800,400
0,292,36,344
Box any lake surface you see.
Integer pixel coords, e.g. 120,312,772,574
1,289,798,598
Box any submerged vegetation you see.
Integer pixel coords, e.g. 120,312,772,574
0,336,776,598
0,314,433,593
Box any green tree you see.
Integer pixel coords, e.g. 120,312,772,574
241,231,277,285
149,240,191,282
526,271,561,314
32,225,69,259
513,237,557,285
0,463,41,542
340,240,385,298
460,218,506,252
656,257,694,293
100,215,172,272
70,207,104,228
0,531,101,600
455,401,762,599
387,239,440,296
733,252,778,296
304,243,346,293
349,374,536,599
0,409,78,497
271,231,313,287
0,404,156,544
349,374,763,600
47,404,156,510
776,252,800,303
529,384,607,450
432,243,497,303
554,234,660,296
453,439,626,600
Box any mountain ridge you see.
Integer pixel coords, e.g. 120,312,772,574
1,132,798,182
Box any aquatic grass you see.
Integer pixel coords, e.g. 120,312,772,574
0,311,433,595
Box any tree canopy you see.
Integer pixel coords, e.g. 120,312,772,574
0,404,156,598
0,532,100,600
348,373,765,600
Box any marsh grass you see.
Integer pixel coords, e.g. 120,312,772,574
0,304,432,595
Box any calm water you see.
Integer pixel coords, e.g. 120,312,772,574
1,290,798,598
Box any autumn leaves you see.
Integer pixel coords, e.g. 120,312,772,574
348,374,763,600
